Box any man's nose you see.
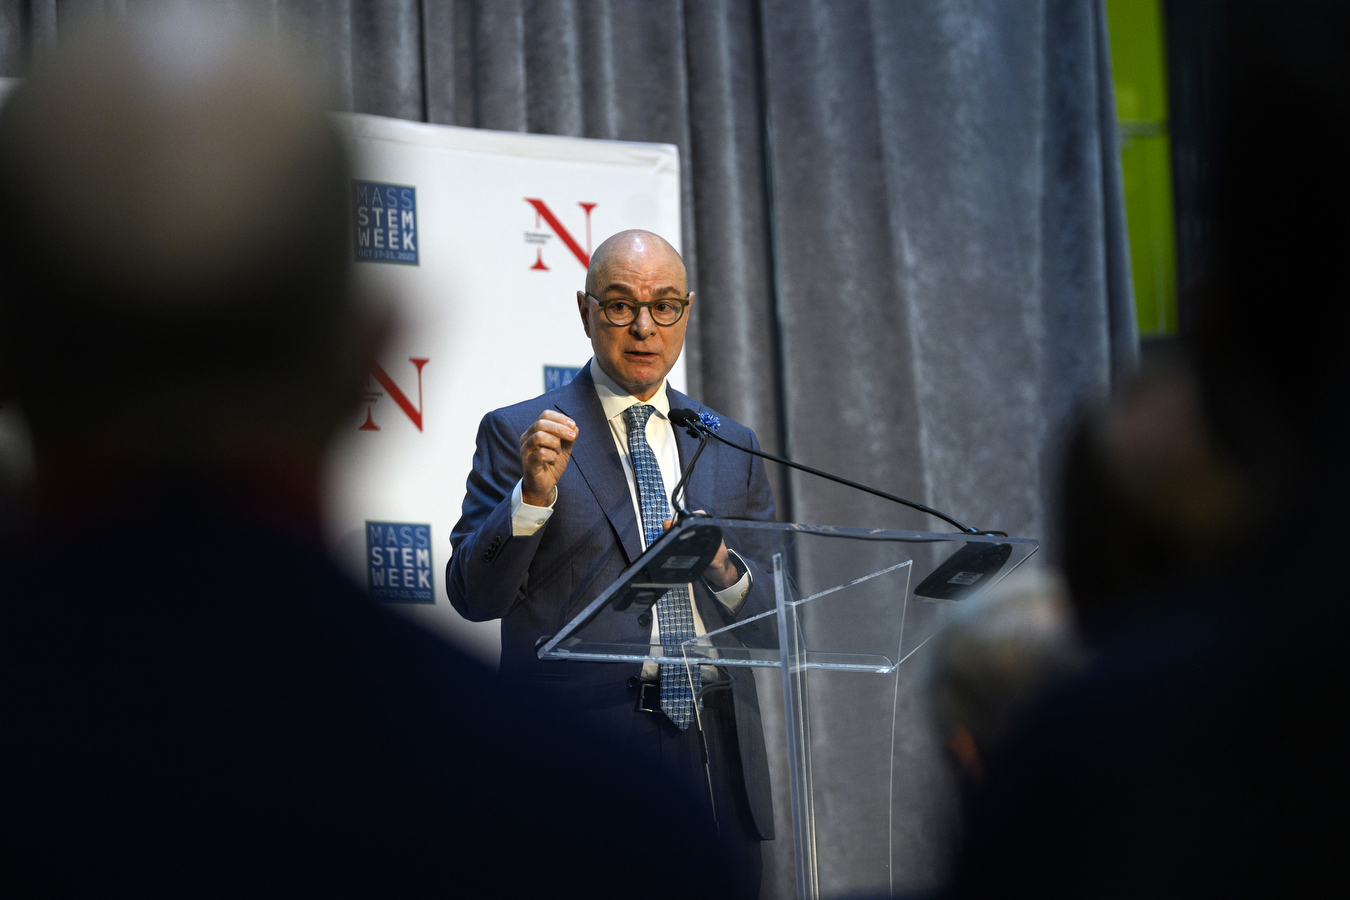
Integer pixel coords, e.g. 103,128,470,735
629,305,656,335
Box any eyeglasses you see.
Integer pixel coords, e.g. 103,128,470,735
584,291,689,327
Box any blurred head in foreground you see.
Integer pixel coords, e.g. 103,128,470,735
1059,353,1247,640
0,7,365,504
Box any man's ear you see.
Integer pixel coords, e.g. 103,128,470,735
576,291,592,338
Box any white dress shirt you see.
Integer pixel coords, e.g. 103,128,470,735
509,358,750,675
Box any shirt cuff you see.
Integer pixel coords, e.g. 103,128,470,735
710,549,752,613
510,479,556,537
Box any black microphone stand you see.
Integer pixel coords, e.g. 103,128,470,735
669,421,707,524
670,410,1004,537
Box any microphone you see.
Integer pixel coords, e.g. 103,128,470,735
668,409,701,428
668,408,1001,537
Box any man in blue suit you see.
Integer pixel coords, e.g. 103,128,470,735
447,230,775,893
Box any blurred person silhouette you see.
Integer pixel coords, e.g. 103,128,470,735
945,2,1350,896
1059,353,1248,641
0,8,728,896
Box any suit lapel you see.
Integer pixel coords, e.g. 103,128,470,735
554,367,643,564
668,387,720,516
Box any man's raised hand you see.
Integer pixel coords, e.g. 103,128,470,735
520,410,577,507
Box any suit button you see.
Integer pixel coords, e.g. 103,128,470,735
482,534,503,562
627,676,640,690
638,613,652,628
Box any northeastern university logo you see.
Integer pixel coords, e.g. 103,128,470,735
366,521,433,603
354,181,418,265
524,198,595,269
359,357,428,432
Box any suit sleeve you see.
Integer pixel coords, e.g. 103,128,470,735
445,411,548,622
736,426,779,614
744,428,776,522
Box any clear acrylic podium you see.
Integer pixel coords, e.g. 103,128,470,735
537,518,1037,899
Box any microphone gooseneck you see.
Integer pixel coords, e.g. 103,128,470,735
668,408,996,536
668,418,707,525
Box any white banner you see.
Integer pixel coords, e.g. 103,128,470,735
322,113,684,665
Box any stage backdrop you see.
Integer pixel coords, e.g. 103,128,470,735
322,113,683,666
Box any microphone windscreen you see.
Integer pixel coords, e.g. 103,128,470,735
669,408,697,426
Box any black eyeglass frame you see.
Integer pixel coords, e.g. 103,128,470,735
583,291,690,327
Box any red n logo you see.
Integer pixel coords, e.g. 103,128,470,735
359,357,429,432
525,199,596,270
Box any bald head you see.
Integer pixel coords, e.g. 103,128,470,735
0,10,359,459
585,230,686,297
576,229,690,401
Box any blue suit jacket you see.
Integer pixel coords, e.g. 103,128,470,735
447,364,776,840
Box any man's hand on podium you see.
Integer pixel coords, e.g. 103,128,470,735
664,512,738,589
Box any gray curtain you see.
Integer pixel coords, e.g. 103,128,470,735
0,0,1134,893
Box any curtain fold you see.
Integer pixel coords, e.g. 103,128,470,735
684,0,786,500
1,2,23,76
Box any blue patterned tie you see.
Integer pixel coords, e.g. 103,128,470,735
623,404,700,731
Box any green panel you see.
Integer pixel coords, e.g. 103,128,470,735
1106,0,1178,337
1120,133,1177,335
1106,0,1169,122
